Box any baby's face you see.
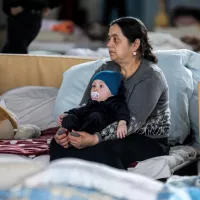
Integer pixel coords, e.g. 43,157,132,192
91,80,112,102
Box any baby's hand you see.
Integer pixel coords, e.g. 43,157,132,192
117,120,127,139
57,113,68,126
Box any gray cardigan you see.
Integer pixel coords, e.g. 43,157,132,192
80,59,170,145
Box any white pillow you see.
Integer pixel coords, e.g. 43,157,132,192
155,50,193,145
0,86,58,131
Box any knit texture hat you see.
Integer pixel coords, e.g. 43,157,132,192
92,71,123,95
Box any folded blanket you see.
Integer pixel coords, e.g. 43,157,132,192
0,159,163,200
0,127,58,157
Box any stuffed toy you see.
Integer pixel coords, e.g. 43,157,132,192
0,105,41,140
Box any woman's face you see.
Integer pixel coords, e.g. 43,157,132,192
90,80,112,102
107,24,133,62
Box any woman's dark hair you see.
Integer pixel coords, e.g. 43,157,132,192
110,17,158,64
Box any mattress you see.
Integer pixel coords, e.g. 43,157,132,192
0,86,199,189
0,130,199,189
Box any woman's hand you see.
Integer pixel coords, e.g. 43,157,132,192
11,6,24,15
69,130,99,149
54,130,69,148
117,120,127,139
58,113,67,126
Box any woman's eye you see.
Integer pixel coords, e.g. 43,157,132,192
114,38,119,43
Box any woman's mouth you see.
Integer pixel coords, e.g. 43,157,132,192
109,51,115,54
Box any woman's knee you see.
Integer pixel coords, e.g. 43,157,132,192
49,138,65,161
49,137,57,150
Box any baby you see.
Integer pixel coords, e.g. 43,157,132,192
57,70,130,140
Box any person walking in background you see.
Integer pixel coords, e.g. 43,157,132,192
86,0,127,41
2,0,60,54
102,0,127,26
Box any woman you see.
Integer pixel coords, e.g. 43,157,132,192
50,17,170,170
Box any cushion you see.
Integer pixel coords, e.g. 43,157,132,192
188,70,199,143
155,49,200,146
183,50,200,145
0,86,58,131
155,50,194,145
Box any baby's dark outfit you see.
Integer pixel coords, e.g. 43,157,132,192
62,93,130,134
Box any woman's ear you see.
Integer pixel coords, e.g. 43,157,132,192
132,38,141,52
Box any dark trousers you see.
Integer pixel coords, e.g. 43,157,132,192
62,113,109,133
2,11,42,54
50,133,169,170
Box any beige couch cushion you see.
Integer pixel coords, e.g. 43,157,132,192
0,54,94,95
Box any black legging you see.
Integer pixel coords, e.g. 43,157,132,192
50,133,169,170
2,11,42,54
62,113,110,133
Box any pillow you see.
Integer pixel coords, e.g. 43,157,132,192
54,59,107,119
188,70,199,144
185,50,200,145
0,86,58,131
155,50,194,145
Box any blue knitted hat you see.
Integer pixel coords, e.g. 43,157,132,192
91,71,123,95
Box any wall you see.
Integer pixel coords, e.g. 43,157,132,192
143,0,200,30
80,0,103,22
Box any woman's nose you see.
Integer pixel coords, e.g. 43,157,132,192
107,39,112,47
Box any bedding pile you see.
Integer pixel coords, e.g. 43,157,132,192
158,175,200,200
30,19,192,55
0,127,57,158
0,159,199,200
0,86,59,157
0,159,164,200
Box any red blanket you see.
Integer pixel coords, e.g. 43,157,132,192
0,127,58,158
0,127,138,168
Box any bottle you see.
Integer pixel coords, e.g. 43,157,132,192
155,0,170,27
